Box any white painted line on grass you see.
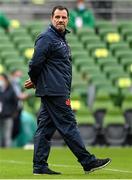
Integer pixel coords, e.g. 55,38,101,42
0,160,31,165
105,168,132,174
50,163,132,174
1,160,132,174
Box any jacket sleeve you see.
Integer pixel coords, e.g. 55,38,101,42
28,34,51,85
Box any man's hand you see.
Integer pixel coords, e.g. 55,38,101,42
24,79,35,89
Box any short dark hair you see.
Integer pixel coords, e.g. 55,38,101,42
0,73,10,84
51,5,69,17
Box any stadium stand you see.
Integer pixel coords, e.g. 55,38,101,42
1,0,132,146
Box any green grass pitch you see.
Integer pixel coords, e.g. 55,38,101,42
0,147,132,179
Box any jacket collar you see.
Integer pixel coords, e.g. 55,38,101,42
49,24,70,39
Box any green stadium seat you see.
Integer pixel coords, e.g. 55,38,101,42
0,44,15,54
1,51,20,62
77,123,97,145
122,93,132,135
125,35,132,48
72,69,88,96
109,72,129,82
67,33,78,43
75,101,96,145
86,42,108,58
72,84,88,96
10,27,28,38
17,43,33,55
93,80,112,90
103,63,124,76
114,75,131,89
5,59,25,70
103,107,127,146
92,89,114,129
122,93,132,112
27,21,49,40
103,32,122,44
67,33,76,39
76,107,95,125
72,50,89,61
91,75,107,84
125,64,132,75
108,42,130,56
114,50,132,62
98,27,118,40
80,35,101,48
30,28,42,40
86,41,106,52
101,60,119,71
13,36,33,46
27,20,49,31
95,56,117,66
118,21,132,33
120,57,132,68
74,57,95,71
76,27,95,39
72,72,86,87
98,85,118,95
0,28,5,36
125,34,132,41
89,73,107,82
120,28,132,38
0,35,10,42
80,65,101,77
96,21,117,30
70,43,84,52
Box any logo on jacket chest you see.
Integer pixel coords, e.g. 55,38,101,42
53,40,71,58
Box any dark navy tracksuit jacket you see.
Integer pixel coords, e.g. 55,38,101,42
28,25,95,172
28,25,72,96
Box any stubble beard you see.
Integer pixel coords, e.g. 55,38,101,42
56,24,66,32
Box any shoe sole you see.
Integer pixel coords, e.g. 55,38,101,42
34,173,52,175
85,159,111,174
33,173,61,175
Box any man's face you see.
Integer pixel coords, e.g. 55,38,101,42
0,76,8,91
51,9,69,32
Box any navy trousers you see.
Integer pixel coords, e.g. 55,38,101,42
33,96,95,171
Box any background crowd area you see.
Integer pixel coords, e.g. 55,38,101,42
0,0,132,148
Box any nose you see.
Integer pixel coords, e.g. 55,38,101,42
58,17,63,22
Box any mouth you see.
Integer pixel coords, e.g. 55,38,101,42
57,23,65,26
57,24,65,29
56,24,65,32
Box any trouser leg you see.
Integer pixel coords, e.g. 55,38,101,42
0,120,4,147
3,118,13,147
33,100,56,170
42,96,96,167
12,109,21,139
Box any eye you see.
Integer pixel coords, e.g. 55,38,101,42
62,16,67,20
55,16,60,19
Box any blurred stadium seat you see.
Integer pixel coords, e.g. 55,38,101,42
1,15,132,146
103,107,128,146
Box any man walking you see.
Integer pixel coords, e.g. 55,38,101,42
25,5,111,175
